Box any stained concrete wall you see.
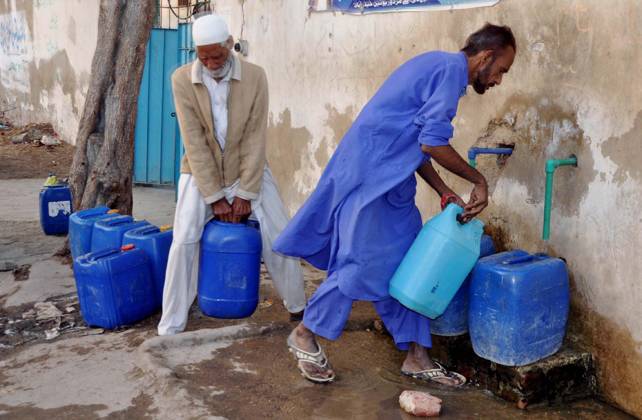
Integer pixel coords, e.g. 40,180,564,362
213,0,642,416
0,0,99,143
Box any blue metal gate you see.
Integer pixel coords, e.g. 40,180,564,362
134,23,194,187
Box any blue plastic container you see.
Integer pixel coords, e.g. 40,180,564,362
90,215,150,252
430,234,497,336
123,225,173,308
73,245,156,329
69,206,119,260
469,250,570,366
198,220,262,319
39,185,73,235
389,204,484,319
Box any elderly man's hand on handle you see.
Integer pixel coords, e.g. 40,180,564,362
421,144,489,223
211,197,252,223
231,197,252,223
211,199,234,223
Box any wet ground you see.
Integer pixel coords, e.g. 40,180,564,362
179,329,631,419
0,270,633,419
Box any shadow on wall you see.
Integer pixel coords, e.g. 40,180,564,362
267,105,356,216
28,50,80,116
267,108,312,213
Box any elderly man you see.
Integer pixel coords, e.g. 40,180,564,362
275,24,516,384
158,14,305,336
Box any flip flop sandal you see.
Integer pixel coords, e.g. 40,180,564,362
401,362,466,387
287,334,336,384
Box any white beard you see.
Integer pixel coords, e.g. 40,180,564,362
204,55,233,79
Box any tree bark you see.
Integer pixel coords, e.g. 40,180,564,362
69,0,154,214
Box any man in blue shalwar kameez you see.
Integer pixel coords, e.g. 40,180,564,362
275,24,516,385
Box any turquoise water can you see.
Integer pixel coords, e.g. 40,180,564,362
389,204,484,319
430,234,496,336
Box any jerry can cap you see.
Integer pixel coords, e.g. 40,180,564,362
159,224,172,232
107,209,119,214
121,244,135,251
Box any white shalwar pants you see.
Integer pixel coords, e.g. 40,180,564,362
157,167,306,336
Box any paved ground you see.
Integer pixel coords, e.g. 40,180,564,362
0,178,634,419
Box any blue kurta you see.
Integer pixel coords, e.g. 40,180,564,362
274,51,468,302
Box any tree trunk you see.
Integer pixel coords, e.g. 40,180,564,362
69,0,154,214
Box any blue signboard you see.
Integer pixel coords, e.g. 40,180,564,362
331,0,499,13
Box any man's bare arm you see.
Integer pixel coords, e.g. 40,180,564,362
422,145,488,221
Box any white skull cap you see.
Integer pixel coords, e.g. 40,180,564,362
192,14,230,46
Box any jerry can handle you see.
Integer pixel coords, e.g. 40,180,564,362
88,248,122,261
134,225,161,235
443,202,466,224
502,253,548,265
106,218,132,226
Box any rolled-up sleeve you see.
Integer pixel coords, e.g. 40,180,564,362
414,62,465,147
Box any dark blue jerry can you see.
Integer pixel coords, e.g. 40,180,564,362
90,215,150,252
39,185,72,235
72,245,156,329
430,234,496,336
469,250,570,366
123,225,173,308
198,220,262,319
69,206,120,260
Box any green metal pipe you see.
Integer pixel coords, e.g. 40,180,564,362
542,155,578,240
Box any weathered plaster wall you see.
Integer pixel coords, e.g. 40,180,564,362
216,0,642,415
0,0,99,143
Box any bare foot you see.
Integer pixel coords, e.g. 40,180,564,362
288,323,335,381
401,343,465,387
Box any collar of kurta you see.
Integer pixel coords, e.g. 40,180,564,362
457,51,468,98
191,53,242,84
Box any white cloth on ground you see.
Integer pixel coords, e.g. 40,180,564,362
157,168,306,336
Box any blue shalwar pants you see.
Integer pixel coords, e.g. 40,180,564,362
303,272,432,351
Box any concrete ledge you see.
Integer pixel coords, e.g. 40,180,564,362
137,322,288,380
429,334,597,408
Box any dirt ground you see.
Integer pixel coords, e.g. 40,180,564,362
0,123,74,180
